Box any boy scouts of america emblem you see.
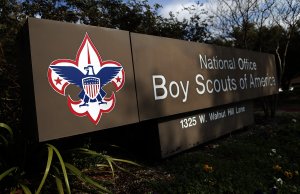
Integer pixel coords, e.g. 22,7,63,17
47,33,125,124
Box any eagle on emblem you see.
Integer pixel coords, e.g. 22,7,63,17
50,65,122,107
47,33,125,124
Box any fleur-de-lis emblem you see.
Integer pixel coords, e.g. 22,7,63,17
48,33,125,124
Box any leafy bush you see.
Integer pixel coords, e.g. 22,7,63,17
0,123,139,193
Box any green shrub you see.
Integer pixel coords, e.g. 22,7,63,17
0,123,138,193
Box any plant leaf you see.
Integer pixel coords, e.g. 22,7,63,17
20,183,32,194
47,144,71,194
111,158,140,166
54,175,64,194
95,164,109,168
0,134,9,146
74,148,139,178
53,166,65,194
75,148,103,156
73,148,115,175
36,146,53,194
65,163,111,194
0,123,13,137
106,157,115,178
113,163,132,174
11,188,17,194
0,167,18,181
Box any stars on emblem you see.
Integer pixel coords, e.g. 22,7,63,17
116,76,121,83
54,77,62,85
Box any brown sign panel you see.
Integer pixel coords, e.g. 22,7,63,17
131,33,277,121
24,18,138,141
158,101,254,158
22,18,277,146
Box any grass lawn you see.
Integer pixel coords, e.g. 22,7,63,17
97,111,300,194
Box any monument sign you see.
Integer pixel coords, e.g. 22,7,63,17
21,18,277,157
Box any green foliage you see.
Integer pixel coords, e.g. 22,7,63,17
0,123,13,146
0,123,25,193
141,112,300,193
0,167,18,182
0,124,139,193
35,144,112,194
74,148,140,178
20,0,189,40
65,163,110,193
182,2,212,42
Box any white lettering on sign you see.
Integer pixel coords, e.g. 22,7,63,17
209,110,226,121
198,114,206,123
151,53,277,103
238,58,256,70
152,75,167,100
199,54,236,70
180,116,197,128
179,104,247,129
152,75,189,102
235,106,245,114
249,74,276,88
195,74,238,95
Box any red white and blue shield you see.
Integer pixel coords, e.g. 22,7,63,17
82,77,100,99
